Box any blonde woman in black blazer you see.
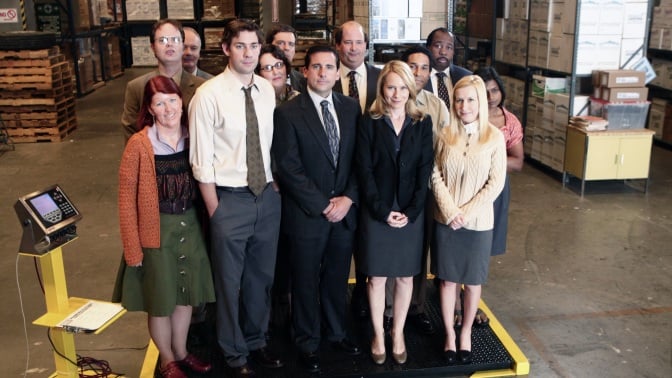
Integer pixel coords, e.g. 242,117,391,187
356,60,434,365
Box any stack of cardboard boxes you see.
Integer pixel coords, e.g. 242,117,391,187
496,0,648,74
590,69,650,131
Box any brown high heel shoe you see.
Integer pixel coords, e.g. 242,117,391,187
390,331,407,364
371,339,386,365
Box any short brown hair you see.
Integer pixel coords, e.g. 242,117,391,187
222,19,263,46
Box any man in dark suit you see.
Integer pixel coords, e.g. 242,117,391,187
121,19,205,143
423,28,472,109
273,45,361,373
333,20,380,319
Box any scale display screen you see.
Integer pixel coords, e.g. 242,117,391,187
18,185,82,235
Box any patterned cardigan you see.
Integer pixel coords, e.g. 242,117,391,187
118,127,160,266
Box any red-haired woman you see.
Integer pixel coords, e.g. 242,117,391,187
116,75,215,378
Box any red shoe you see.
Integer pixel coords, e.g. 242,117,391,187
160,361,187,378
178,353,212,373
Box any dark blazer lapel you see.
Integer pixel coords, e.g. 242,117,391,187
299,94,336,166
334,78,344,94
378,117,399,162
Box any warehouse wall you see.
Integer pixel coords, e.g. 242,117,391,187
0,0,37,32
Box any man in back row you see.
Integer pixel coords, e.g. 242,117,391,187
183,26,214,80
121,19,205,142
424,27,471,109
266,23,305,91
332,20,380,320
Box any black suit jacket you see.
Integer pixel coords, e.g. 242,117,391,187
273,91,361,234
334,63,381,113
423,64,472,94
356,114,434,223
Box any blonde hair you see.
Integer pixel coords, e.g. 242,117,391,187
369,60,425,121
441,75,495,145
435,75,496,165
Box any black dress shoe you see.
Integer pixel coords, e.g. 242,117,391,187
250,347,284,369
331,339,362,356
410,312,436,335
299,351,320,372
458,349,472,364
444,350,457,365
232,363,256,377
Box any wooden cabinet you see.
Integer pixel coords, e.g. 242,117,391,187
563,125,655,196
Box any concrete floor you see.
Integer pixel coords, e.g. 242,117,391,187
1,69,671,377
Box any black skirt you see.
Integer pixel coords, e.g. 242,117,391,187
491,175,511,256
358,207,424,277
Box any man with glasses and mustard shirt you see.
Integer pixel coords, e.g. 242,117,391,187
121,19,206,142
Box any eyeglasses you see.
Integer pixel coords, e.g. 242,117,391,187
260,61,285,72
156,36,182,45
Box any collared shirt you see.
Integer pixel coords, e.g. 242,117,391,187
307,87,340,138
147,124,188,155
340,63,367,112
429,67,452,99
416,89,450,142
188,67,276,187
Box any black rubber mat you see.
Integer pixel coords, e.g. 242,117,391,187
160,280,514,377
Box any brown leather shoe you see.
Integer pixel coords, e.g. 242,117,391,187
160,361,187,378
178,353,212,373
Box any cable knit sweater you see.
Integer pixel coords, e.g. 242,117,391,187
118,127,160,266
431,125,507,230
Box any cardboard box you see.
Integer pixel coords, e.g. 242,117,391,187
166,0,194,19
496,18,507,40
423,0,446,13
126,0,160,20
597,1,624,35
532,74,567,98
648,102,665,138
601,87,649,102
623,2,649,39
599,70,646,88
663,102,672,142
202,0,235,20
563,0,600,35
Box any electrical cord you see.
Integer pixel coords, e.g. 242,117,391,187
47,329,125,377
16,254,130,377
16,254,30,378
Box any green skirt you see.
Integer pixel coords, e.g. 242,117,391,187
112,208,215,316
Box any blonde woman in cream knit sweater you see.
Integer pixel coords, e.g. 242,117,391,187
431,75,506,365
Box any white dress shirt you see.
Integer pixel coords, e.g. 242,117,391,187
188,68,276,187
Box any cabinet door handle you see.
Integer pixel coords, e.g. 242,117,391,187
615,154,620,165
620,154,625,165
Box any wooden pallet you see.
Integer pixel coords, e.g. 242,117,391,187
0,54,65,68
0,96,75,113
0,61,72,90
8,120,77,143
0,99,76,129
0,81,74,100
0,47,60,60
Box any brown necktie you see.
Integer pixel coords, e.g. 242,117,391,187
242,86,266,196
348,70,359,101
436,72,450,107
